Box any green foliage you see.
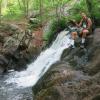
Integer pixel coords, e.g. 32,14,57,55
2,1,23,20
90,0,100,19
43,17,68,44
0,0,99,22
1,0,69,20
68,0,89,21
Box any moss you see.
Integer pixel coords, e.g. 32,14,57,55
35,86,62,100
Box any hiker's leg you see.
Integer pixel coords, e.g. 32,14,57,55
72,32,78,40
81,29,89,46
71,32,78,48
82,29,89,38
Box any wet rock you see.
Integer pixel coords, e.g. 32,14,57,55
33,60,92,100
93,28,100,45
92,95,100,100
0,55,8,64
0,55,8,73
85,48,100,75
83,28,100,75
4,46,40,71
0,66,5,74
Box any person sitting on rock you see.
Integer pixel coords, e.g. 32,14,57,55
73,12,92,48
71,31,78,48
68,21,78,48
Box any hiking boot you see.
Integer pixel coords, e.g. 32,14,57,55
80,43,85,48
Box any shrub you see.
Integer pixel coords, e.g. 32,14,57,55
43,17,68,45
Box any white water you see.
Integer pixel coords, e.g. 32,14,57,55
5,30,72,88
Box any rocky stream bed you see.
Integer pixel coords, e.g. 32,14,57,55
0,22,100,100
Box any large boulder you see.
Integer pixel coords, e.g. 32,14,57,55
0,23,40,73
0,23,22,36
83,28,100,75
32,28,100,100
93,28,100,45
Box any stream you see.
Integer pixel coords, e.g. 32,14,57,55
0,30,73,100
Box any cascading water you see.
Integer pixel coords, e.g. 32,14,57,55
5,30,72,88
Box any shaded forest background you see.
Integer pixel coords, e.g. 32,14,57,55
0,0,99,22
0,0,99,43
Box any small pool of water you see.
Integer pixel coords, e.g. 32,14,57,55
0,74,33,100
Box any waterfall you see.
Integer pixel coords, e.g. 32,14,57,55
5,30,72,88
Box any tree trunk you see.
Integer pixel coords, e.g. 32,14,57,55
18,0,22,10
0,0,2,24
26,0,29,18
39,0,43,27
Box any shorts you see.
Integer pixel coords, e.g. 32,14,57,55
77,27,90,35
82,29,89,33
